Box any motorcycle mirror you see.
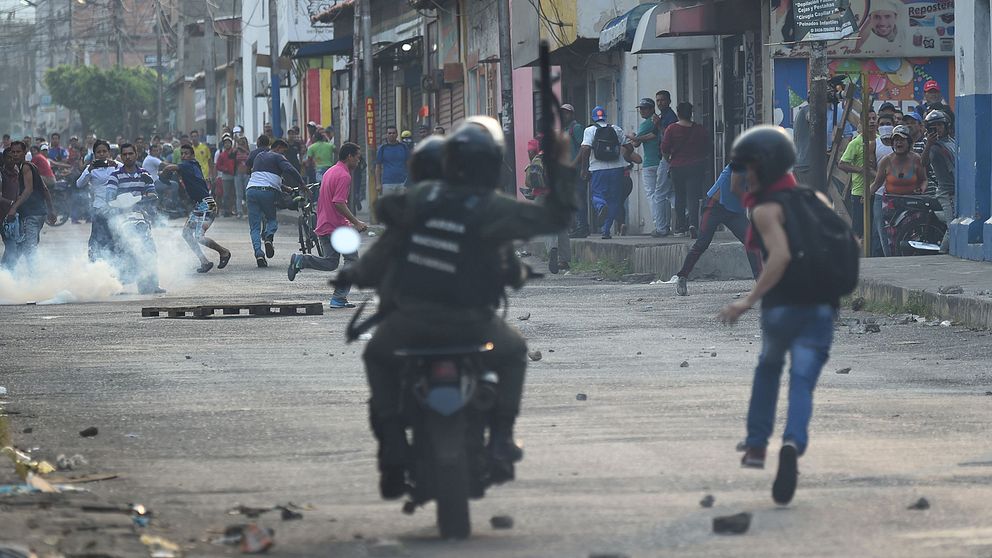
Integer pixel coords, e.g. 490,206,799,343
330,226,361,255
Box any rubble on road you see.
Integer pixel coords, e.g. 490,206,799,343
517,312,531,321
699,494,715,508
56,453,88,471
680,361,689,368
713,512,751,534
907,497,930,510
140,534,183,558
938,285,964,295
576,393,588,401
490,515,514,529
836,368,851,375
528,350,543,361
620,273,655,284
79,427,99,438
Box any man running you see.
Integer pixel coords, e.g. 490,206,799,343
245,139,304,267
673,165,761,295
160,144,232,273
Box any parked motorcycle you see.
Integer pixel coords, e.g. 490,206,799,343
882,193,947,256
47,180,72,227
108,192,160,293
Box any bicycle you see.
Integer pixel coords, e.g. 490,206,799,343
294,182,324,257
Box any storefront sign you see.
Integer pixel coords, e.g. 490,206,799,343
771,0,954,58
365,97,376,148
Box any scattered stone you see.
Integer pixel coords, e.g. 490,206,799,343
699,494,715,508
636,351,642,356
713,512,752,534
985,392,992,396
280,507,303,521
576,393,588,401
79,427,99,438
527,350,543,362
680,361,689,368
836,368,851,375
851,297,866,311
940,320,952,327
938,285,964,295
56,454,88,471
22,427,33,434
517,312,531,321
185,355,191,360
490,515,514,529
864,323,881,333
907,497,930,510
711,352,717,357
621,273,655,284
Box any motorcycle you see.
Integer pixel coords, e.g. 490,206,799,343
47,180,72,227
882,193,947,256
108,192,160,293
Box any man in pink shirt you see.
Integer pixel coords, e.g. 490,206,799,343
287,142,368,308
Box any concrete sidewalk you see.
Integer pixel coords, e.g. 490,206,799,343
856,256,992,329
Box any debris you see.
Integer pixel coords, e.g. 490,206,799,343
228,505,274,518
699,494,715,508
79,427,99,438
140,534,181,558
711,352,717,357
851,297,866,311
636,351,642,355
938,285,964,295
907,497,930,510
680,361,689,368
548,349,555,353
713,512,752,534
985,392,992,396
576,393,588,401
185,356,191,360
368,231,377,237
835,368,851,375
528,350,543,362
358,333,373,341
0,387,6,396
26,473,57,493
56,454,88,471
517,312,531,321
3,446,57,477
240,524,274,554
21,428,32,434
894,341,923,346
43,473,118,484
620,273,655,284
940,320,951,327
490,515,514,529
863,323,881,333
279,507,303,521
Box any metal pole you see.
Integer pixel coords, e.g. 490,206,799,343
156,1,163,132
114,0,123,66
361,0,375,218
808,41,828,194
351,6,361,144
496,0,516,195
204,5,217,145
177,3,185,131
861,71,871,256
268,0,282,138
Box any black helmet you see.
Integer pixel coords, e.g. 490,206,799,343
408,135,446,182
924,109,949,126
443,116,504,189
730,125,796,187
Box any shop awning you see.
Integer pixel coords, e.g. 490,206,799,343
630,4,718,53
656,0,760,37
599,4,655,53
291,37,353,59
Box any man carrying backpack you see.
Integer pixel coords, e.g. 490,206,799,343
577,106,633,239
718,125,858,507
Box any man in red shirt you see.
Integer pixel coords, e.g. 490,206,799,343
31,145,56,189
287,142,368,308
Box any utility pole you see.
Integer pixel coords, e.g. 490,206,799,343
268,0,282,138
112,0,124,66
808,41,828,194
47,0,54,69
155,0,163,132
351,6,361,144
361,0,375,217
204,5,217,145
496,0,516,194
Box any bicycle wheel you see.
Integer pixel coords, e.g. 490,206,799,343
297,215,310,254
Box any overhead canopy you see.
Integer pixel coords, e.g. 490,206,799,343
656,0,760,37
599,4,655,53
291,37,353,59
630,4,718,53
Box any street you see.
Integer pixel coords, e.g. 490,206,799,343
2,218,992,557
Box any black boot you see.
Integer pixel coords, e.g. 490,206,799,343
371,412,409,500
489,416,523,483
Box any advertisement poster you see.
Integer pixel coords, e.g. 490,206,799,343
771,0,954,58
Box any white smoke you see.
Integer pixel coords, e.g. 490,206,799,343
0,211,197,305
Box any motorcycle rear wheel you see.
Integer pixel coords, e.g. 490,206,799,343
429,415,471,539
895,220,945,256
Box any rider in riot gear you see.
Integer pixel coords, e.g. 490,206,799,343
341,117,576,499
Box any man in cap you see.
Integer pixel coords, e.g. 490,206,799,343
559,103,588,238
915,81,954,128
628,97,669,236
577,106,634,239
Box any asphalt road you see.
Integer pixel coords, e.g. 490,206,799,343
2,218,992,557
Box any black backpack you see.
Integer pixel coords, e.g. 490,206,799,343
592,124,621,161
769,187,860,300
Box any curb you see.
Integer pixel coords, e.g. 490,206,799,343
854,278,992,330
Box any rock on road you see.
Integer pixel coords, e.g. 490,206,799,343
2,219,992,557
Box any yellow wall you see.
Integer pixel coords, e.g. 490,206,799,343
539,0,578,48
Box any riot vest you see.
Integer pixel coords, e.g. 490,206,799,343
395,184,504,309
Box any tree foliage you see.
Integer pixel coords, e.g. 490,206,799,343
44,65,158,138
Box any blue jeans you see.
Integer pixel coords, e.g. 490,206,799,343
590,167,625,236
746,304,835,455
246,187,279,258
